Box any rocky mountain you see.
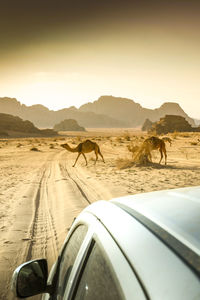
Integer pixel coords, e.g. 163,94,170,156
0,96,195,128
0,97,125,128
54,119,86,131
80,96,195,127
0,113,57,137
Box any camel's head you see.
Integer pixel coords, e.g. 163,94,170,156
61,143,68,149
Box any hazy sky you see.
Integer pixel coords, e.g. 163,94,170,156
0,0,200,118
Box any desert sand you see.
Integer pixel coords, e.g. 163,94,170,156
1,129,200,299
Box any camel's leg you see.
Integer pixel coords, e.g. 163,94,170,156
82,152,88,166
163,146,167,165
159,148,163,164
94,151,98,165
73,152,81,167
148,151,152,162
98,149,105,163
160,143,167,165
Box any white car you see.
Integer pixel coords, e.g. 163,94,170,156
11,186,200,299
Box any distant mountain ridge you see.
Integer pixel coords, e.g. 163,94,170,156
0,96,195,128
80,96,195,127
0,97,125,128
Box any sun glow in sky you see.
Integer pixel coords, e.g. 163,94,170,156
0,0,200,118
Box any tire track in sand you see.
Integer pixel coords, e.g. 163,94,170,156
4,151,112,300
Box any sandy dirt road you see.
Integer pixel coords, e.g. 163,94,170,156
1,131,200,299
0,149,112,300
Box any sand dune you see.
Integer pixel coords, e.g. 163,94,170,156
0,130,200,299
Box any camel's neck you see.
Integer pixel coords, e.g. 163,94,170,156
65,145,79,152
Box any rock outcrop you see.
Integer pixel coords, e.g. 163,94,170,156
149,115,200,134
0,113,57,137
54,119,86,131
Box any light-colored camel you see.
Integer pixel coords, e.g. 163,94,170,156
139,136,167,165
61,139,105,167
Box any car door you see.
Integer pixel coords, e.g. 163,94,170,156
63,217,147,300
42,222,89,300
55,224,88,299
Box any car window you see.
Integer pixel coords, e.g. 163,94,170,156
56,224,88,299
73,241,124,300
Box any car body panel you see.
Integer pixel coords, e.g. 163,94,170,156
112,186,200,254
83,187,200,299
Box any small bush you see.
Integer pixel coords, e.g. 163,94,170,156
30,147,40,151
124,135,131,141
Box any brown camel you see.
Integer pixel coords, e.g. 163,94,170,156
61,139,105,167
139,136,167,165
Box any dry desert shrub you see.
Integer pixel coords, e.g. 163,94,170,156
126,138,152,165
132,147,151,165
116,136,122,143
190,142,198,146
131,139,154,165
30,147,40,151
127,144,140,157
123,134,131,141
116,136,125,144
16,143,23,148
118,140,152,168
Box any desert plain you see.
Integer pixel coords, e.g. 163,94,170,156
1,128,200,299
